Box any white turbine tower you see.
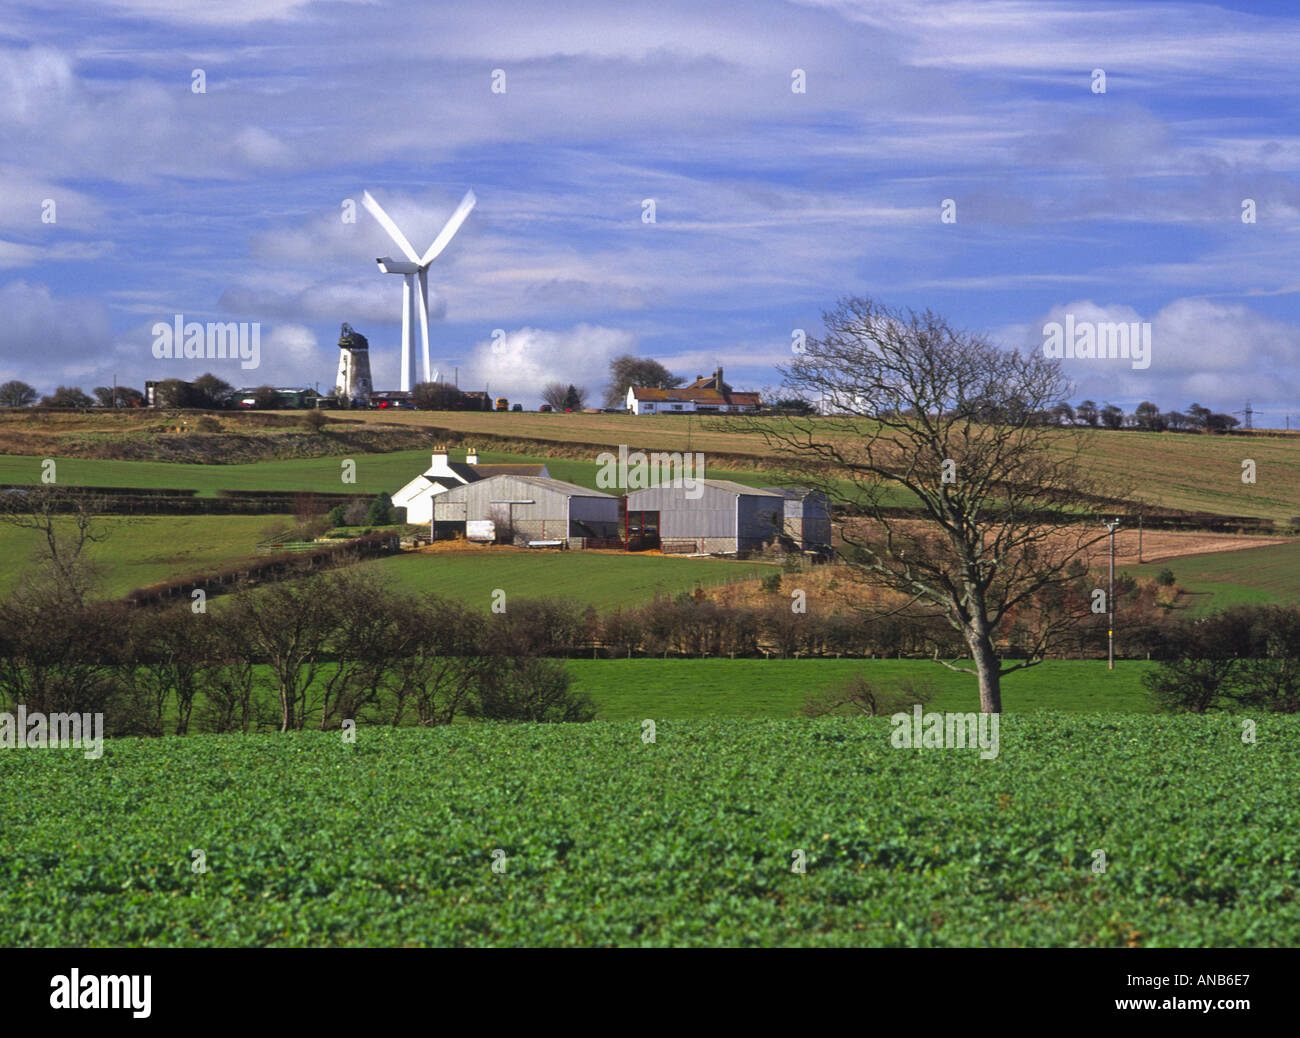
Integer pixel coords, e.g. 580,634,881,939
363,188,476,392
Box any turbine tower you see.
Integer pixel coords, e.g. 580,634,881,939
362,188,476,392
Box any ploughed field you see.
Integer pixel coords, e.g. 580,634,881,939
2,716,1295,946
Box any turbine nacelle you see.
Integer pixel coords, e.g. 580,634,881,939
377,257,421,275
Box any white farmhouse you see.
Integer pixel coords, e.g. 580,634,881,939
626,367,761,416
392,446,549,525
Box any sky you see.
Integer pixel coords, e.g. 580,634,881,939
2,0,1299,421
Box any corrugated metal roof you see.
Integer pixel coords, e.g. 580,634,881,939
441,473,617,499
631,478,780,498
760,486,821,499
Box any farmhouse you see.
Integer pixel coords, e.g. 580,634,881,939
432,474,620,546
392,447,549,525
761,487,833,553
626,367,761,415
624,479,784,554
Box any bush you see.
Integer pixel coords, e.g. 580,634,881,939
799,673,936,718
366,492,396,526
760,572,782,594
327,505,345,527
467,657,596,722
342,500,369,526
1157,568,1176,587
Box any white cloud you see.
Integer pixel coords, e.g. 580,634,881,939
0,281,114,385
449,324,636,405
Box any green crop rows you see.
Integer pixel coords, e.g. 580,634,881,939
2,714,1296,946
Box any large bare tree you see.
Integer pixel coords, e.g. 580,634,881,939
749,296,1127,713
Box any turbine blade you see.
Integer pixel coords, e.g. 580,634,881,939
417,268,431,384
362,190,420,263
419,189,476,266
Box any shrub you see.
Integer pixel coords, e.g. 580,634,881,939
467,657,595,722
366,492,396,526
760,572,782,594
342,500,369,526
799,673,936,718
1157,568,1176,587
327,505,345,527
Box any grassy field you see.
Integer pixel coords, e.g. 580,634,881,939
4,717,1295,946
571,659,1157,718
0,515,291,599
347,410,1300,521
0,452,420,496
14,407,1300,519
0,448,843,498
1124,539,1300,616
370,549,775,611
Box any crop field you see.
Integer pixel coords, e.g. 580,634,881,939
3,716,1295,947
370,548,775,612
570,659,1157,718
0,515,290,599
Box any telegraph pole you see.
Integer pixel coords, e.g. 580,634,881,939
1105,518,1121,670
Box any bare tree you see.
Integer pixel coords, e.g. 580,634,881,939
540,382,569,410
743,296,1128,713
222,574,335,731
0,486,111,604
604,354,682,407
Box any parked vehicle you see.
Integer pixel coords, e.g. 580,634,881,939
511,403,523,412
539,404,552,412
494,397,509,412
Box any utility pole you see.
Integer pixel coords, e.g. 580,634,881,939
1105,518,1121,670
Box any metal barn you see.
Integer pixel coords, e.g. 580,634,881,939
432,475,620,547
624,479,784,555
761,487,833,552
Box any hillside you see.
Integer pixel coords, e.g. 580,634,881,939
4,407,1300,521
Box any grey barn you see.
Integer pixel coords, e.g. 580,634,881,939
624,479,785,555
432,474,620,546
761,487,833,553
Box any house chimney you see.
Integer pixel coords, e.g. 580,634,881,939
466,447,479,465
714,366,724,387
431,446,447,470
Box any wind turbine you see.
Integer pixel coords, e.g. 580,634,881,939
363,188,476,392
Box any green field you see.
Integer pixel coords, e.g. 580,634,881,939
3,717,1295,946
0,449,826,498
1125,541,1300,616
0,452,423,496
570,659,1157,718
370,550,774,612
0,514,291,599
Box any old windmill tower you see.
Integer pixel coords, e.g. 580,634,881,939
334,322,373,404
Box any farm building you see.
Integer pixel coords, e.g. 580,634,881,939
392,447,548,525
432,474,620,547
624,479,784,554
761,487,833,552
626,367,761,415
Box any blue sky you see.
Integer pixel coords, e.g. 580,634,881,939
2,0,1299,421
